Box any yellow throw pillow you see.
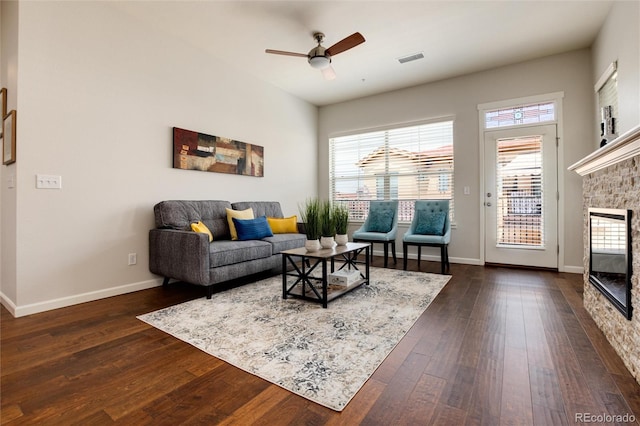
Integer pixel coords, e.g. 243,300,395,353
267,216,298,234
190,221,213,242
226,207,254,240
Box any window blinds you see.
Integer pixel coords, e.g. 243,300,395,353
329,120,454,222
495,136,543,247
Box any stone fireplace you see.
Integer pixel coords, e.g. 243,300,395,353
570,124,640,385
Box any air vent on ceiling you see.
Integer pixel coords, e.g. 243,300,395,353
398,52,424,64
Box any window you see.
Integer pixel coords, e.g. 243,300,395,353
495,136,544,247
329,120,454,222
484,102,555,129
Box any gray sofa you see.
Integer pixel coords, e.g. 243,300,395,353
149,200,306,298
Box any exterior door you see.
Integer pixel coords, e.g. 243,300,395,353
484,124,558,269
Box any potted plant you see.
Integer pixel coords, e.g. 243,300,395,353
333,203,350,246
299,198,321,251
320,200,336,249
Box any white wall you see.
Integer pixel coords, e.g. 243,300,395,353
592,0,640,142
319,50,595,271
1,1,317,316
1,0,19,306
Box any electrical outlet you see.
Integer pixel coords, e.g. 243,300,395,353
128,253,137,266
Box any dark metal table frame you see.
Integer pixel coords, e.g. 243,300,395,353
281,242,370,308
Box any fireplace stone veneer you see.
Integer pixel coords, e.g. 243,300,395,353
570,125,640,385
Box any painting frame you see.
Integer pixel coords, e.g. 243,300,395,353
3,110,16,165
172,127,264,177
1,88,6,116
0,88,6,138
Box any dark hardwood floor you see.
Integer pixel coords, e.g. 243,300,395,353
2,259,639,425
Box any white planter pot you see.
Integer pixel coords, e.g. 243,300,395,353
305,239,321,252
335,234,348,246
320,236,336,249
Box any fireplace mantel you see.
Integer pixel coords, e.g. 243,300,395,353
569,124,640,176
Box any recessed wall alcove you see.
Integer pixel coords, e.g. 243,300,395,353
569,124,640,384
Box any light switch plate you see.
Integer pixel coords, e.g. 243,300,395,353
36,174,62,189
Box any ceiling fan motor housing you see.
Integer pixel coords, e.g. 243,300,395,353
308,46,331,69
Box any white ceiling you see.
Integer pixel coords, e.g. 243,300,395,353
117,1,614,106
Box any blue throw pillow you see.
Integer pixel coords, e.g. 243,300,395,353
415,210,447,236
367,209,395,233
232,216,274,240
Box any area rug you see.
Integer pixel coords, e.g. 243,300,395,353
137,267,450,411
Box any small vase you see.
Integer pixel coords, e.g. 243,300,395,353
335,234,348,246
320,236,336,249
305,239,321,252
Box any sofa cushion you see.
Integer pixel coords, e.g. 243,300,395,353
231,201,285,219
154,200,232,239
233,216,274,241
226,207,254,240
190,221,213,242
267,216,298,234
209,240,272,268
263,233,308,254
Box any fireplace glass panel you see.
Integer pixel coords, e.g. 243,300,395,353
588,208,632,320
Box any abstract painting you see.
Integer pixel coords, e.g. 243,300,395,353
173,127,264,177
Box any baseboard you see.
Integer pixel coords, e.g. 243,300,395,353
0,293,18,317
562,265,584,274
370,248,582,271
1,278,163,318
371,249,482,266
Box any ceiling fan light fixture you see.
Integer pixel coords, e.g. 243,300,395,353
308,55,331,69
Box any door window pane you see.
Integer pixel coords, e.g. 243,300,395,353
496,136,543,247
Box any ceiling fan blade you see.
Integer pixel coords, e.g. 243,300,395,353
322,65,336,81
265,49,308,58
325,32,365,56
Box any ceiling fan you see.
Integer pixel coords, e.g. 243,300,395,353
265,32,366,80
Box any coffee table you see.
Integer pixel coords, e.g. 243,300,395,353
281,242,370,308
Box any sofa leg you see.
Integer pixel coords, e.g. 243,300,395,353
162,277,170,288
206,285,214,299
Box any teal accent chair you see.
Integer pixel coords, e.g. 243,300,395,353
352,200,399,268
403,200,451,274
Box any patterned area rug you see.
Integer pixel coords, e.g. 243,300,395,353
138,267,450,411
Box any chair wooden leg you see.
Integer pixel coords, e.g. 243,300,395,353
383,243,389,268
445,244,450,271
417,246,422,269
391,241,397,264
440,245,446,274
403,243,408,270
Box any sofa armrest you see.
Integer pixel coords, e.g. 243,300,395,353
149,228,210,286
